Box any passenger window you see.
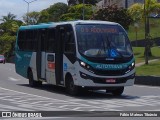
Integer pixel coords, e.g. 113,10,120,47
64,26,75,54
46,28,55,52
18,31,26,50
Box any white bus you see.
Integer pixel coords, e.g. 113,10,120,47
15,20,135,96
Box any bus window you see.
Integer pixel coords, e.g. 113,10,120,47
26,30,35,51
40,29,47,51
17,30,26,50
64,26,75,54
46,28,55,52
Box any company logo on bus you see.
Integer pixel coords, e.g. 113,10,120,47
96,64,123,69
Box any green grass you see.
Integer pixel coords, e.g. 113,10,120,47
133,47,145,63
128,19,160,76
133,47,160,64
133,47,160,76
136,60,160,76
128,18,160,41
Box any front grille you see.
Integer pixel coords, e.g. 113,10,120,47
90,67,128,76
80,72,135,84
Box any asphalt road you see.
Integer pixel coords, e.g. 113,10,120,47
0,63,160,120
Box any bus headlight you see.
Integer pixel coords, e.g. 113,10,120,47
80,61,90,69
128,62,135,70
79,61,94,73
80,61,86,67
131,62,135,67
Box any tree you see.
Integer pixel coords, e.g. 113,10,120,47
68,0,99,6
0,35,15,59
129,0,160,63
0,12,16,22
0,12,23,61
128,3,143,23
60,4,93,21
91,5,133,30
38,10,50,23
23,11,40,25
67,0,78,6
47,2,68,22
78,0,98,5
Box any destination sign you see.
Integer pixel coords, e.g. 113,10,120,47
80,27,118,33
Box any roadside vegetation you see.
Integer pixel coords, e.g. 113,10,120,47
136,60,160,76
133,46,160,76
128,18,160,41
133,47,160,64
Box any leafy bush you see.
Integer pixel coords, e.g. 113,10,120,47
91,5,133,30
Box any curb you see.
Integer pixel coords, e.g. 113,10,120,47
135,76,160,86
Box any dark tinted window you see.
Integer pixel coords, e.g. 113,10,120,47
17,30,37,51
64,25,75,53
46,28,55,52
17,30,26,50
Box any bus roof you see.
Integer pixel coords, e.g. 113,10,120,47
19,23,55,30
18,20,119,30
56,20,119,26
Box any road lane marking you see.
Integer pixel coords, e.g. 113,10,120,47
0,104,32,111
134,85,160,89
0,87,160,111
8,77,20,81
0,87,102,111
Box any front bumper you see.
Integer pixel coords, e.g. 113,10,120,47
74,71,135,88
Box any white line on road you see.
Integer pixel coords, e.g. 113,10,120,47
134,85,160,89
8,77,20,81
0,104,32,111
0,87,95,107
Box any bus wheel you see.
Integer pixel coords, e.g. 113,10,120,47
28,70,42,87
66,77,79,96
111,87,124,96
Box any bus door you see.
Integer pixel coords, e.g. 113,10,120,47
55,25,65,85
45,28,56,85
36,29,46,80
55,24,76,85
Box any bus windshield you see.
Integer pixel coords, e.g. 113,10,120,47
76,24,133,58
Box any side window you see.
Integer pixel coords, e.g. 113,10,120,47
46,28,55,52
17,30,38,51
25,30,38,51
33,30,38,51
17,30,26,50
40,29,47,51
64,25,75,53
26,30,33,51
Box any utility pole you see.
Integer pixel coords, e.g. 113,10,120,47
83,0,85,20
144,0,150,65
125,0,128,8
23,0,38,24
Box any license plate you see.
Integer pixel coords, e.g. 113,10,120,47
106,79,116,83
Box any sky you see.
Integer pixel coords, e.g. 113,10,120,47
0,0,67,21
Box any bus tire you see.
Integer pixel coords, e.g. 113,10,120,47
111,87,124,96
28,70,42,87
66,76,79,96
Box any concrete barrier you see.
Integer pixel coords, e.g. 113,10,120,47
135,76,160,86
